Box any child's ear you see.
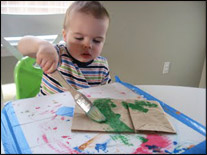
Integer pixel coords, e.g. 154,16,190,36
62,29,67,42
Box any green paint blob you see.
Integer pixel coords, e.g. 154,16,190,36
122,100,158,113
93,99,134,133
110,102,117,108
122,102,128,109
110,134,133,146
136,135,148,143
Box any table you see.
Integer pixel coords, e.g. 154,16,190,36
1,82,206,154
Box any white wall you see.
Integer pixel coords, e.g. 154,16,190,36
1,1,206,87
101,1,206,87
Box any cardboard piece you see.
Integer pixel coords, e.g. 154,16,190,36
126,100,176,133
71,98,134,133
71,98,176,134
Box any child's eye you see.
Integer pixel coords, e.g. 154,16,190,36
75,37,83,41
93,39,101,44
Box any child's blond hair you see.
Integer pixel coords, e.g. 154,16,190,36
63,1,110,29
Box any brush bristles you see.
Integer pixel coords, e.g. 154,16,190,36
87,106,106,123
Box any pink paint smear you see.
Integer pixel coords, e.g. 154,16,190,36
42,134,62,153
57,141,81,154
42,134,80,154
61,136,69,138
51,114,58,120
120,92,126,95
132,134,171,154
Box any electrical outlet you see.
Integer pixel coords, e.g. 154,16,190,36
163,62,171,74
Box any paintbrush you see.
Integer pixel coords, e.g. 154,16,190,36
49,70,106,123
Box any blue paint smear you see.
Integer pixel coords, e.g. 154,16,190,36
73,146,83,153
95,142,108,153
56,106,74,117
145,145,159,150
145,145,161,153
165,147,187,154
73,146,95,154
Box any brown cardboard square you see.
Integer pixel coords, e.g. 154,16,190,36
71,98,176,134
126,100,176,133
71,98,134,133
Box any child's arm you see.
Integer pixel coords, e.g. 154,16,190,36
18,36,59,74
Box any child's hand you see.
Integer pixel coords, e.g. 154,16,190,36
36,42,59,74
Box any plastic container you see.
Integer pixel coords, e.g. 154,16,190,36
14,56,43,99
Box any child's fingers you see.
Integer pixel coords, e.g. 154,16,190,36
46,63,57,74
36,58,42,66
39,59,47,68
42,61,53,73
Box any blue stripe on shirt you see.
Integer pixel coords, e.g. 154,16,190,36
67,79,90,88
42,78,64,93
81,71,108,75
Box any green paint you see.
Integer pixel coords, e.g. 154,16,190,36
110,102,117,108
136,135,148,143
93,99,134,133
110,134,133,146
122,100,158,113
122,102,128,109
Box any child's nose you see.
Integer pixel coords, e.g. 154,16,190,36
83,40,92,50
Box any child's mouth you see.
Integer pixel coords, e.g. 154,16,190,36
81,53,91,59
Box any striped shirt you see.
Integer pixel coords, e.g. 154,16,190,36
38,44,111,96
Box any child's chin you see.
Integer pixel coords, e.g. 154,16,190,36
79,56,93,62
80,59,93,63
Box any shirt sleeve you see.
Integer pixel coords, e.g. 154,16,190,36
101,59,112,85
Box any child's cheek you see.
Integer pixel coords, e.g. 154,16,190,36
68,42,83,52
95,44,104,54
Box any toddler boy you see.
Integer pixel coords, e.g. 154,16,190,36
18,1,111,96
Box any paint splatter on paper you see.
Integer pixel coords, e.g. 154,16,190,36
132,134,171,154
95,141,109,153
42,134,79,154
78,134,101,151
110,134,133,146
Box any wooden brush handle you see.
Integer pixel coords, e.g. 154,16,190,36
49,70,77,96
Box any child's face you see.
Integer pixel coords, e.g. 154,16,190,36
63,11,109,62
